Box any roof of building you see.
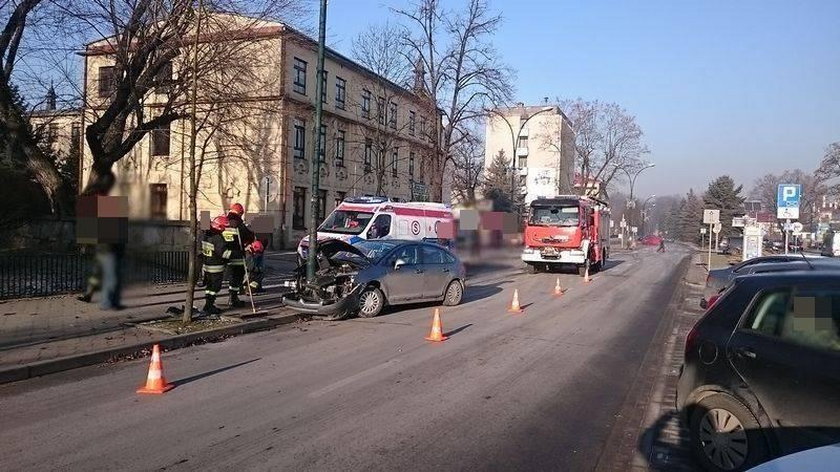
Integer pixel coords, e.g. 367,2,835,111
81,13,432,106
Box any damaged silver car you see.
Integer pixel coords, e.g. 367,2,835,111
282,239,466,320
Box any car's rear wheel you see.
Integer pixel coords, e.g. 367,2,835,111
357,286,385,318
442,280,463,306
689,394,768,472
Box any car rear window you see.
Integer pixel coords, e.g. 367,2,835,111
743,287,840,353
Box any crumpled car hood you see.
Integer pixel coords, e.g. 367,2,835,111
312,239,369,262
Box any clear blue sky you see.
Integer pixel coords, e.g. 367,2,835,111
325,0,840,198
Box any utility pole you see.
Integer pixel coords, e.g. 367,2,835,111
183,0,204,324
307,0,328,282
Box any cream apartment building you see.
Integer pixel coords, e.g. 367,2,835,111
79,14,439,248
28,87,83,186
484,104,575,204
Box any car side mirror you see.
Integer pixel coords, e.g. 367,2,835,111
394,259,406,270
700,299,708,309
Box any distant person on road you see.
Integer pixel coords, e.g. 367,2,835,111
657,239,666,253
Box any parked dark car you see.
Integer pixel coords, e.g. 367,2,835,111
702,255,831,308
283,239,466,320
678,271,840,472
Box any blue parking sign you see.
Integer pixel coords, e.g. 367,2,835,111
777,184,801,209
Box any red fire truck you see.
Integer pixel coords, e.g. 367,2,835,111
521,195,611,275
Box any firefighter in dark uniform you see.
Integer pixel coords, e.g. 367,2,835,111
246,239,266,293
223,203,254,307
201,215,229,315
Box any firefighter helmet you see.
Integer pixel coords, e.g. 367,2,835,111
211,215,229,231
249,240,264,254
229,203,245,215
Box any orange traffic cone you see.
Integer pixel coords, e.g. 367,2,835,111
553,277,564,296
137,344,174,394
424,308,448,342
508,289,523,313
584,266,592,283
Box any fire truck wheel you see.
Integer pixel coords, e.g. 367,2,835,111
578,259,591,277
526,264,538,274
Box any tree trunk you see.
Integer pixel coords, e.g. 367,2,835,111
0,82,71,215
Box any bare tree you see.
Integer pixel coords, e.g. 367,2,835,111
394,0,512,202
816,142,840,195
558,98,648,196
449,130,483,204
751,169,825,227
352,22,415,196
0,0,72,214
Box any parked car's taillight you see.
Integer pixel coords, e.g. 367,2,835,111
685,323,700,358
707,294,720,309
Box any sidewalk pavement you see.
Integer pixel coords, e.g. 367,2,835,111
0,251,300,382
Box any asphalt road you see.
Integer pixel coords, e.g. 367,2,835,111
1,246,690,472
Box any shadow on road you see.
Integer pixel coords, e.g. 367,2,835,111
444,323,473,338
172,358,261,387
638,405,840,472
461,282,508,304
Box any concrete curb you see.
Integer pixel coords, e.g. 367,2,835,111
0,311,301,385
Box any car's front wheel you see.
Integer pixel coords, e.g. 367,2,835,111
689,393,769,472
357,286,385,318
442,280,463,306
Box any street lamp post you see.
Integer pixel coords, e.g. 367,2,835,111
621,163,654,248
488,106,555,210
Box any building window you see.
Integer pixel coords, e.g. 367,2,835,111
364,138,373,172
293,57,307,94
150,123,171,156
293,119,306,159
409,152,415,177
420,117,427,138
334,191,346,208
317,189,327,221
98,66,116,98
518,156,527,168
391,149,398,177
389,102,397,129
335,129,345,166
70,123,81,155
409,111,416,136
335,77,346,109
293,187,306,229
155,61,173,93
149,184,167,220
320,71,328,104
377,96,385,125
318,124,326,162
361,90,371,119
46,123,59,144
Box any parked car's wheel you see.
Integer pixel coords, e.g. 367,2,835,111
442,280,463,306
689,393,768,472
526,263,539,274
357,286,385,318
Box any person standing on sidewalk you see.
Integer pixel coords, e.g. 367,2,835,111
201,215,229,315
222,203,253,307
76,171,128,310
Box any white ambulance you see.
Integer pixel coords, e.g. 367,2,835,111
297,196,455,258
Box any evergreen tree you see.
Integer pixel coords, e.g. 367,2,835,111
481,150,522,213
703,175,745,237
680,189,703,242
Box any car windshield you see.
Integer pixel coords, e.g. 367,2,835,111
352,240,400,263
318,210,374,235
529,205,579,226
